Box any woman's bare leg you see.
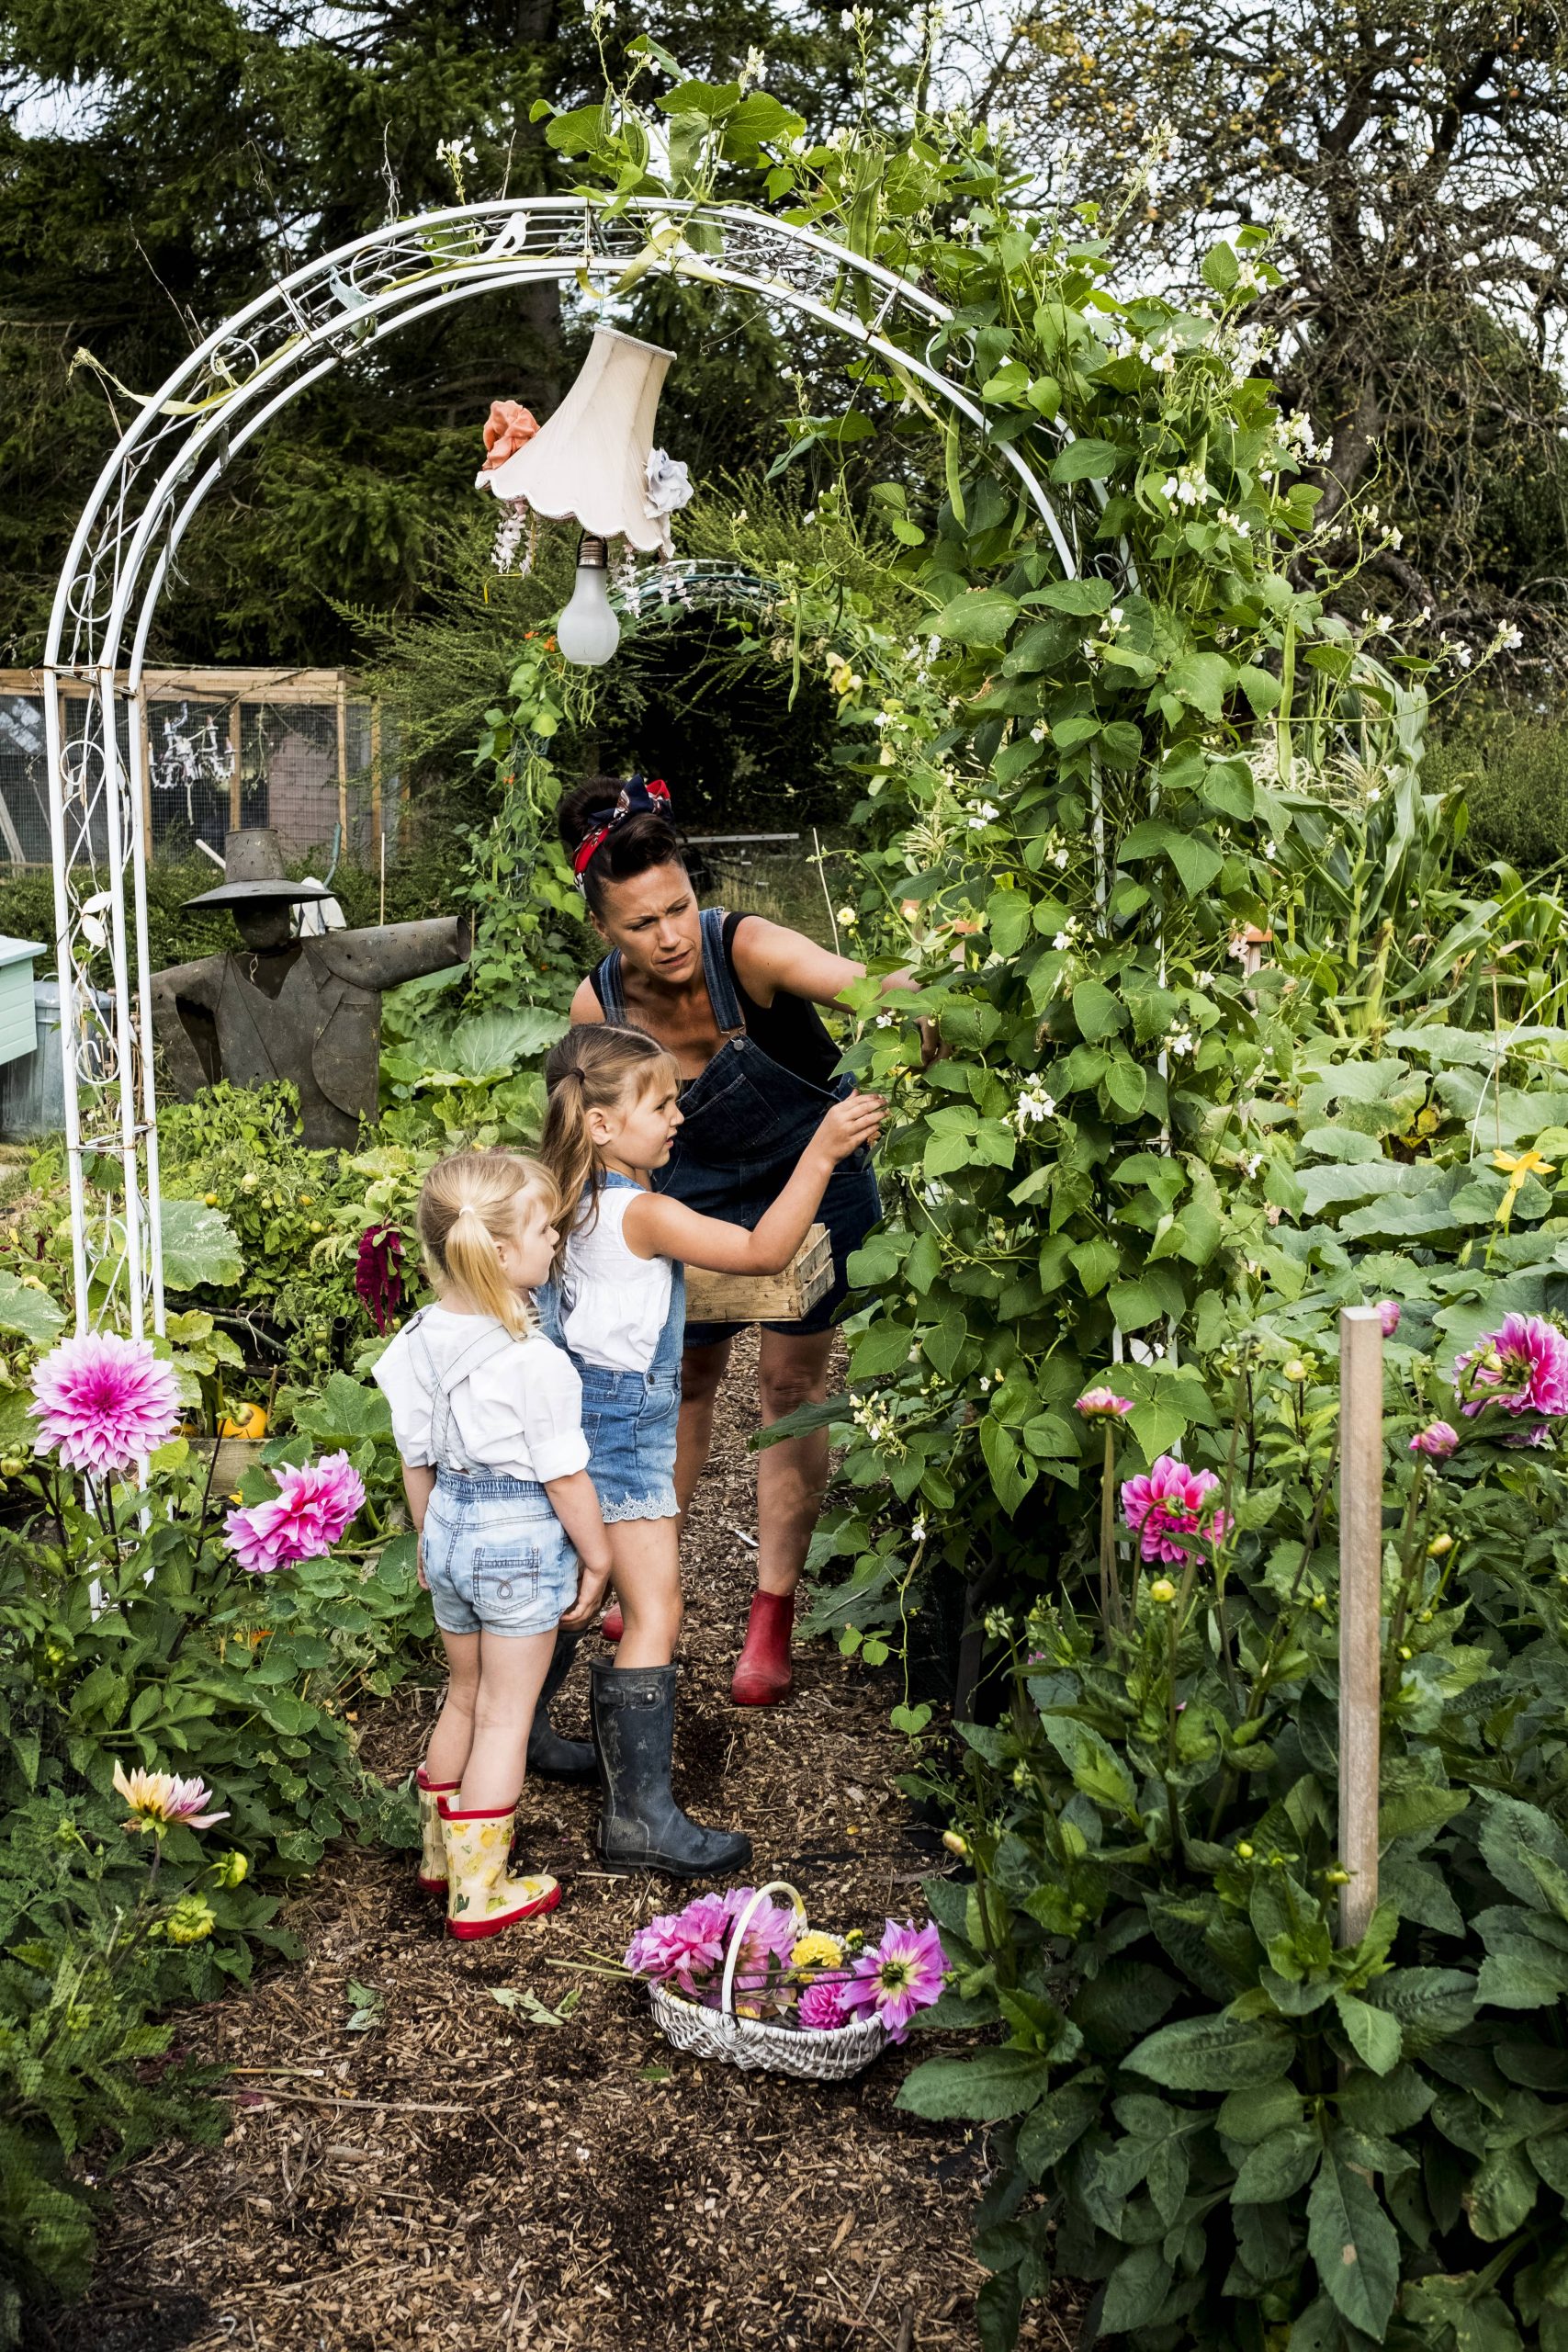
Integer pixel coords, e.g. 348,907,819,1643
754,1328,835,1599
675,1337,733,1516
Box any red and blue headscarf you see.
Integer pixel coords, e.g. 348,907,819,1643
570,775,672,877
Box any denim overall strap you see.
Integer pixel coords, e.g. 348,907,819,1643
594,944,627,1023
407,1312,516,1472
696,907,745,1037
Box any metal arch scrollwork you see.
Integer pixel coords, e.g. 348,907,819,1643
45,194,1088,1348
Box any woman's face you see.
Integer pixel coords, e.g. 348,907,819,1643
592,861,701,987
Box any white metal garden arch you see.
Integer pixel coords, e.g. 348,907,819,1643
45,195,1090,1340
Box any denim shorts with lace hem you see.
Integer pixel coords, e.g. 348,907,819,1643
577,1363,681,1523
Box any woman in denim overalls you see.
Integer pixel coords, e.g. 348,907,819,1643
559,773,912,1708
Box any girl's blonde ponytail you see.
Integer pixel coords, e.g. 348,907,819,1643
540,1024,676,1244
416,1150,555,1335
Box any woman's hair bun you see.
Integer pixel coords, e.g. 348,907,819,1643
558,774,685,915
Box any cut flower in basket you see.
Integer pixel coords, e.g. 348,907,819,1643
624,1891,947,2041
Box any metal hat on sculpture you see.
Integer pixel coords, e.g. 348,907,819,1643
182,829,337,910
476,326,694,666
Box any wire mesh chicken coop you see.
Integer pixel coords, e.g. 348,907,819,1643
0,669,399,872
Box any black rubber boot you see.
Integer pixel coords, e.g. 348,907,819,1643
590,1659,752,1878
526,1626,596,1781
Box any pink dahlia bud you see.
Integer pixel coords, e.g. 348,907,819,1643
1409,1420,1459,1460
1076,1385,1134,1421
1377,1300,1402,1339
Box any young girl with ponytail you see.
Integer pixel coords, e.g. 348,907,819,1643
539,1023,884,1878
373,1150,613,1939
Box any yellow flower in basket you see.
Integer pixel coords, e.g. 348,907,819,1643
790,1930,846,1978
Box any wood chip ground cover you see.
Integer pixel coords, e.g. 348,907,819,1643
29,1337,1076,2351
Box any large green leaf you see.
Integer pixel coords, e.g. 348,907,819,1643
895,2045,1052,2120
423,1007,569,1083
1307,2144,1399,2338
292,1372,392,1446
160,1199,243,1291
932,588,1020,646
1126,2011,1294,2090
1039,1713,1138,1815
0,1271,65,1345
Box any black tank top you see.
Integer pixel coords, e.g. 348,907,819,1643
590,910,840,1090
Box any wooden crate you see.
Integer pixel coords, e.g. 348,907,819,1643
683,1223,833,1325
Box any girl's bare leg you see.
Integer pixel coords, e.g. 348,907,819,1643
458,1629,558,1813
425,1630,480,1787
607,1519,682,1668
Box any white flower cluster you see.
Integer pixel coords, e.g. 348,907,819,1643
967,800,1000,831
1165,1025,1196,1058
740,44,767,85
1081,603,1125,664
1495,621,1524,652
1012,1079,1057,1135
1215,507,1251,538
1278,410,1334,464
436,136,478,170
491,496,531,575
1160,465,1208,509
1053,915,1087,952
852,1396,900,1448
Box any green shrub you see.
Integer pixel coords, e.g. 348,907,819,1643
1427,714,1568,882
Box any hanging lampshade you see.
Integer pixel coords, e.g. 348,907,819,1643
477,327,688,555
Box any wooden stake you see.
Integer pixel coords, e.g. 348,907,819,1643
228,698,242,831
335,673,349,853
1337,1306,1384,1945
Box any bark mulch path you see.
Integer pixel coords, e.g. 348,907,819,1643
32,1335,1074,2352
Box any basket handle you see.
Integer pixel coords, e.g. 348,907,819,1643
720,1880,806,2020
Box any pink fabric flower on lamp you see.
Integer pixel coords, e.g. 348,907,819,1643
1076,1386,1134,1421
112,1760,229,1835
1454,1314,1568,1423
798,1978,852,2031
224,1452,366,1574
839,1918,947,2043
1121,1455,1233,1565
30,1332,182,1476
1410,1420,1460,1460
479,398,539,471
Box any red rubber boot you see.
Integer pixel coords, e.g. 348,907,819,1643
731,1589,795,1706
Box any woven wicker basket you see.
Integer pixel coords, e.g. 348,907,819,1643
645,1881,889,2081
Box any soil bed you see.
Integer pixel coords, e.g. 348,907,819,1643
31,1334,1074,2352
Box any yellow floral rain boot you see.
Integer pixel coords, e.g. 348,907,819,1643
415,1766,459,1895
439,1797,560,1940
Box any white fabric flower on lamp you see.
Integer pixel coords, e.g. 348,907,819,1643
478,326,689,556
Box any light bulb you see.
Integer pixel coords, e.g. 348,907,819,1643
556,536,621,666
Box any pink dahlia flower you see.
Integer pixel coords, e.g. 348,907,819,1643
624,1892,732,1996
30,1333,181,1476
224,1451,366,1574
722,1887,800,2008
112,1759,229,1834
1455,1314,1568,1424
1410,1420,1460,1461
1377,1301,1402,1339
1121,1455,1233,1566
798,1978,852,2032
1076,1386,1134,1421
839,1918,947,2043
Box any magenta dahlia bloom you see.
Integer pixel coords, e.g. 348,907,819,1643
1121,1455,1233,1566
1455,1314,1568,1424
224,1451,366,1574
798,1978,852,2032
1076,1385,1134,1421
624,1892,732,1996
839,1918,947,2043
722,1887,800,2007
1410,1419,1460,1461
30,1332,182,1476
1377,1300,1402,1339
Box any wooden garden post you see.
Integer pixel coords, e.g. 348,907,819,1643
335,673,349,854
1337,1306,1384,1944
